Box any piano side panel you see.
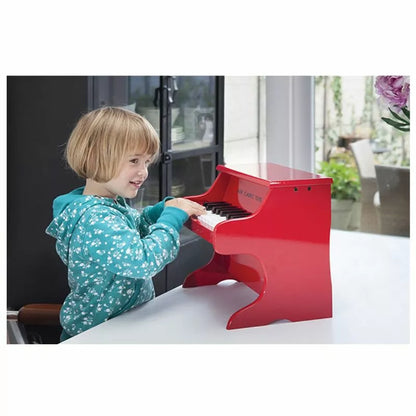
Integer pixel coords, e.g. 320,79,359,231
215,183,331,250
223,176,270,214
229,253,264,295
185,171,229,205
213,182,332,321
186,217,213,244
185,172,271,242
185,169,270,215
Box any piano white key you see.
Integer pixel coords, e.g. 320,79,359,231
197,211,227,231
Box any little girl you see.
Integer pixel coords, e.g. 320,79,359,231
46,106,205,341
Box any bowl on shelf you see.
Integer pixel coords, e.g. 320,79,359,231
138,107,180,129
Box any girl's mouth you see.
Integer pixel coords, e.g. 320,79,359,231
129,181,142,189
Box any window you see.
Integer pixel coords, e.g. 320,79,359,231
314,76,410,236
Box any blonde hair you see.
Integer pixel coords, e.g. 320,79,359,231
65,106,160,182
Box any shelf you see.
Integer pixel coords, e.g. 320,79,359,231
171,142,219,159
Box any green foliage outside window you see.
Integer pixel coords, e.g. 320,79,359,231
318,160,361,202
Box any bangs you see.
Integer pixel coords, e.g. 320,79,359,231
124,125,160,161
122,112,160,162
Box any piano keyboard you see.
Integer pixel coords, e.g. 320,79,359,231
197,201,251,231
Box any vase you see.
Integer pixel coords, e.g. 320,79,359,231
331,199,354,230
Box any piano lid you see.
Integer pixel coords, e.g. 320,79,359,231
218,163,333,187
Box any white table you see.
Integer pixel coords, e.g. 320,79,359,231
63,230,410,344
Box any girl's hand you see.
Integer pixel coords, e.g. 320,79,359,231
165,198,206,217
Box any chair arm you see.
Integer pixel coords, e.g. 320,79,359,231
373,191,380,208
18,303,62,326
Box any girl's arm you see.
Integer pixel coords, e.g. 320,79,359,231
81,205,188,280
133,197,205,237
134,197,174,237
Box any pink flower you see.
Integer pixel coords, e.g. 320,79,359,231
374,76,410,132
375,76,410,109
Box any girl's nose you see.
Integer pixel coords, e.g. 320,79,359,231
138,164,148,177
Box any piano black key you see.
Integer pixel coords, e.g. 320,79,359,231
212,206,241,214
226,212,251,219
217,208,248,216
204,201,231,210
204,201,251,217
204,201,230,206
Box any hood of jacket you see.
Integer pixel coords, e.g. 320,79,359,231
46,187,131,265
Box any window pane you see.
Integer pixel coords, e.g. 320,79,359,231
128,76,160,130
172,154,216,197
314,76,410,236
171,76,216,152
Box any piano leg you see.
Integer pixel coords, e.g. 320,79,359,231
183,244,332,329
227,256,333,329
182,253,233,287
227,294,273,330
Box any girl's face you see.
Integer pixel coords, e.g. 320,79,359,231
103,152,152,199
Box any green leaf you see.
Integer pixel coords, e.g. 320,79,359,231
389,107,409,123
394,125,410,132
381,117,408,128
382,117,410,131
402,106,410,118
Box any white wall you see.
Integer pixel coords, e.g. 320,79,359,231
223,76,262,165
224,75,314,172
265,76,314,172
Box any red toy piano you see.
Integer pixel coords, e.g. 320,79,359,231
184,162,333,330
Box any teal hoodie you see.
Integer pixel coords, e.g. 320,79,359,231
46,187,188,338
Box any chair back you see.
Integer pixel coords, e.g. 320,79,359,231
350,139,376,178
375,164,410,237
350,139,379,233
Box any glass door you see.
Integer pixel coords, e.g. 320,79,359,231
171,76,216,151
169,76,223,198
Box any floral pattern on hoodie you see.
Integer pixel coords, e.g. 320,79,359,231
46,187,188,338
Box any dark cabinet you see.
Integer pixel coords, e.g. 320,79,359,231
7,76,89,309
7,76,221,312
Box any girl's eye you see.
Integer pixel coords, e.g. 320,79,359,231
129,156,151,166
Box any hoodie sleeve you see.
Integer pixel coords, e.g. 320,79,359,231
79,205,188,279
135,197,174,237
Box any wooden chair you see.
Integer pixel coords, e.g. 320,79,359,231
7,304,62,344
